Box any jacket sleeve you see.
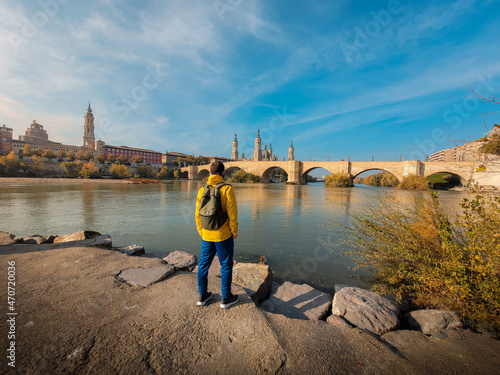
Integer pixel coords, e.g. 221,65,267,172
225,186,238,237
195,187,204,237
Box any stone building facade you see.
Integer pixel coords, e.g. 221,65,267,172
236,130,289,162
10,103,162,166
0,124,13,155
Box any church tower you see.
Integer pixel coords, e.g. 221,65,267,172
231,133,239,160
252,129,262,161
83,102,96,149
288,140,295,161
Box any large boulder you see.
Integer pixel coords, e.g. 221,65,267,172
332,287,400,335
117,264,176,287
403,310,462,335
53,231,101,243
164,251,197,271
261,281,332,320
0,231,17,246
117,245,145,256
22,235,55,245
88,234,113,248
233,262,273,305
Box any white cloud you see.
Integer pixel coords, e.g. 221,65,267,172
156,115,169,125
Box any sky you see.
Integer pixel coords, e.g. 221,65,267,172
1,0,500,162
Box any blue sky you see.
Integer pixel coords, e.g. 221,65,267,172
1,0,500,162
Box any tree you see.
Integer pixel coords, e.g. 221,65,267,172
57,150,66,160
110,164,130,179
185,155,196,165
66,150,76,161
135,165,155,178
175,157,184,168
76,151,86,161
158,166,171,179
131,155,143,164
107,153,116,163
22,144,33,157
84,150,94,162
96,153,106,164
35,147,44,157
479,129,500,156
30,155,43,173
80,160,100,179
117,154,129,165
61,161,83,178
42,149,56,160
0,151,21,176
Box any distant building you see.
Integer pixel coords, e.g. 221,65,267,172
236,130,290,161
11,104,162,165
427,136,498,163
104,145,162,166
0,124,13,155
19,120,49,142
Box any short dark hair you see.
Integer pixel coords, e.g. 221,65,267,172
210,161,225,176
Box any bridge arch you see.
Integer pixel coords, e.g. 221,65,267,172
261,166,288,183
424,170,467,187
301,166,333,184
351,168,401,185
196,168,210,180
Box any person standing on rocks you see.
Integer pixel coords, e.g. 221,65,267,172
195,161,239,309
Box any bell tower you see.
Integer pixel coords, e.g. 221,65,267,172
231,133,239,160
288,140,295,161
253,129,262,161
83,102,96,149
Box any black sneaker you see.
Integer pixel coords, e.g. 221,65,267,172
220,294,239,309
197,292,213,306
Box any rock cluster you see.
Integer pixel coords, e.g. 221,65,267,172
1,229,465,338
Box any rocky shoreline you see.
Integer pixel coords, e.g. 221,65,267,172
1,229,500,374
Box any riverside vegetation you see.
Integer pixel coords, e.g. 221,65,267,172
344,188,500,334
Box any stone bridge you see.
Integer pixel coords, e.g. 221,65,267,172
182,160,478,185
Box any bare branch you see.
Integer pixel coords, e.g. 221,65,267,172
469,86,500,104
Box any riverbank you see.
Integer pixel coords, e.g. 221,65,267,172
1,238,499,374
0,177,132,184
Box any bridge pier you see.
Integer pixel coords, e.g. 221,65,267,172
287,161,303,184
187,165,198,180
402,160,424,178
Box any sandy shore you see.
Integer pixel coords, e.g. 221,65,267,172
0,177,132,184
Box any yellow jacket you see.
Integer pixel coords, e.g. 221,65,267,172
195,175,238,242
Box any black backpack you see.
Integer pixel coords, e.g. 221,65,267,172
199,182,228,230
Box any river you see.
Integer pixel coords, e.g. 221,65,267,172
0,180,468,293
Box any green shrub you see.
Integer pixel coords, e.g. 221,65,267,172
324,172,352,187
397,174,429,190
345,190,500,333
61,161,83,178
135,165,155,179
227,169,260,183
355,172,398,187
110,164,130,179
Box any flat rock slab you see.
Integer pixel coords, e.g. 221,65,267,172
233,262,273,305
54,231,101,243
0,231,16,246
117,264,175,287
164,250,197,270
117,245,145,256
403,310,462,335
332,287,400,335
261,281,332,320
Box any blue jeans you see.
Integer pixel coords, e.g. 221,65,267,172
198,237,234,299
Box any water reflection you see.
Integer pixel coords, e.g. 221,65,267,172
0,181,468,292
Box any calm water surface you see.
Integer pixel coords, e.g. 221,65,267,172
0,181,467,293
